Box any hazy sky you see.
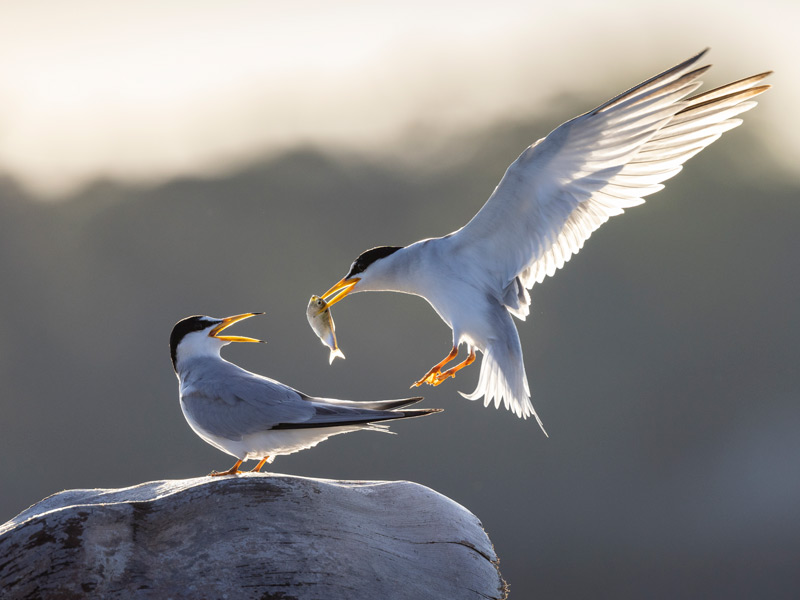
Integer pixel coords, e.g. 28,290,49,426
0,0,795,198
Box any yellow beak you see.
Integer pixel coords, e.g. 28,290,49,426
210,312,265,343
321,277,360,307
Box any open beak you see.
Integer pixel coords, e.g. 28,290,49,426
321,277,360,307
210,312,265,343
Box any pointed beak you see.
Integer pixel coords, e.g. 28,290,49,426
321,277,360,307
210,312,266,343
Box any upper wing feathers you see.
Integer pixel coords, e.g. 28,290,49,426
181,360,426,439
181,365,315,439
453,51,770,298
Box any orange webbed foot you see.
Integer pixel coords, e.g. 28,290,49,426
429,350,477,386
412,369,442,387
208,459,244,477
411,346,469,388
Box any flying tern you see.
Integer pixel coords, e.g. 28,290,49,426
170,313,441,475
317,49,771,434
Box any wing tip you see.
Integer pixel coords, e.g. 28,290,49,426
396,407,444,419
591,49,711,116
385,396,427,410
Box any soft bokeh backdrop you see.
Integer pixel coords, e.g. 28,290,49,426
1,2,798,598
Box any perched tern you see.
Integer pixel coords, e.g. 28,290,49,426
170,313,441,476
318,50,771,434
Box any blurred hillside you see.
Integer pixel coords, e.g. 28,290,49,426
1,114,799,599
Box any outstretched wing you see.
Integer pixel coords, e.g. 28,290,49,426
454,49,771,315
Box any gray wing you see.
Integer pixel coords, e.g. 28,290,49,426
182,361,431,438
278,398,439,429
452,50,770,316
181,366,315,440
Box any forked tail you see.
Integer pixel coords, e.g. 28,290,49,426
328,347,346,364
460,343,547,436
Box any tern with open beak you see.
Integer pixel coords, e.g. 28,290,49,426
317,50,771,434
170,313,441,476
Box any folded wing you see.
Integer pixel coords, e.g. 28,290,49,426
184,375,437,438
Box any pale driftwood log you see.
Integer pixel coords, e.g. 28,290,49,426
0,474,507,599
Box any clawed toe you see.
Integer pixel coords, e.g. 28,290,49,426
412,371,442,387
207,459,244,477
411,371,454,387
413,348,476,387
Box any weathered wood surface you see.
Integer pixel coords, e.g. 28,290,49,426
0,474,507,599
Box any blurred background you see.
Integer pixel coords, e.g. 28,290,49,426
1,1,798,598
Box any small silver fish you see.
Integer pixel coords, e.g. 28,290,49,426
306,295,345,364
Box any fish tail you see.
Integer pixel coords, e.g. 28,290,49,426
329,347,346,364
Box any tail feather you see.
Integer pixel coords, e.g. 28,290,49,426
460,346,548,436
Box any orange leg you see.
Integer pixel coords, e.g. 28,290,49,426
412,346,459,387
430,349,476,386
208,459,243,477
250,457,270,473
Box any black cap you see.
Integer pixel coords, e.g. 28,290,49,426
169,315,218,371
346,246,403,278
